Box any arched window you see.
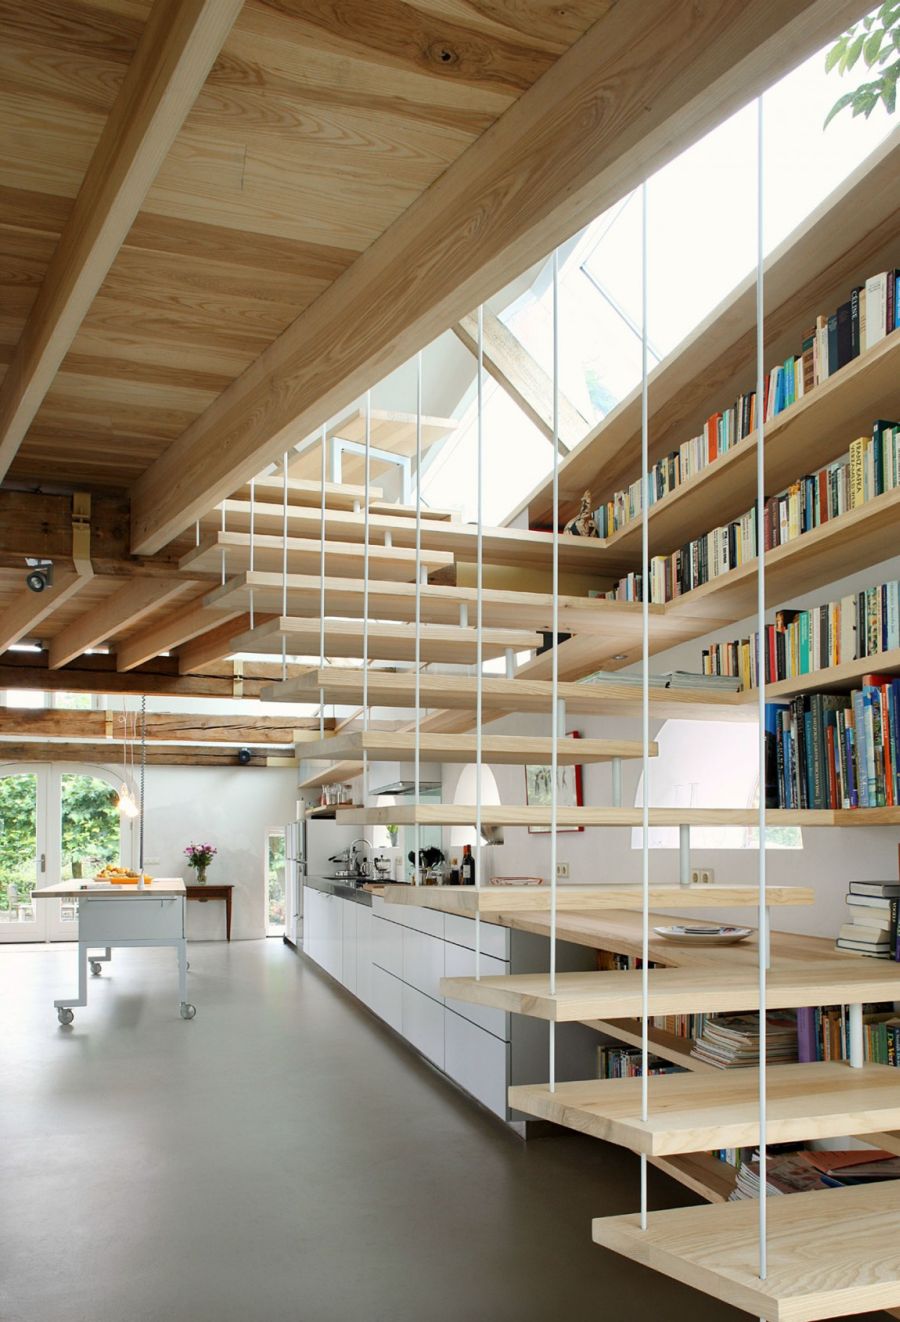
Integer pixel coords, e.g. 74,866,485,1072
631,720,801,850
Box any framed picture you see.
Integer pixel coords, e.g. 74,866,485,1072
525,731,583,833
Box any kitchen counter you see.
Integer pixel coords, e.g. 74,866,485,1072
303,875,384,907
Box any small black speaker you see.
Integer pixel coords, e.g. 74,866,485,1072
237,748,252,766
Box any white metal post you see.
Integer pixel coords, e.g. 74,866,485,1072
679,823,691,887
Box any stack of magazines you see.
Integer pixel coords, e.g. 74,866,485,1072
691,1012,798,1069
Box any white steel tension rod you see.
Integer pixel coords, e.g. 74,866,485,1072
319,422,327,739
639,177,651,1231
549,247,560,1092
475,306,484,975
414,352,423,887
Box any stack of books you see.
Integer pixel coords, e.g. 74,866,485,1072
730,1152,832,1200
835,881,900,959
762,676,900,810
703,577,900,690
690,1012,798,1069
578,667,740,693
590,270,899,539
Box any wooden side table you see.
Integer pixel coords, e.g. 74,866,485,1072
185,883,234,941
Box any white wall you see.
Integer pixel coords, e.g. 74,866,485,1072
98,762,298,941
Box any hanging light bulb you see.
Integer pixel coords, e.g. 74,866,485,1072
116,783,140,818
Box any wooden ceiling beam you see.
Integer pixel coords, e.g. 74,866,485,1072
0,652,320,702
116,600,244,673
177,613,270,675
0,0,243,484
0,573,93,653
129,0,860,554
452,310,587,451
47,578,198,669
0,709,316,743
0,742,292,768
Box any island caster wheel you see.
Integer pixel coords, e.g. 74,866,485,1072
180,1002,196,1020
90,961,102,976
57,1007,74,1026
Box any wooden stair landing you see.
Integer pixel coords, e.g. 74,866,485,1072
229,616,541,664
509,1062,900,1156
592,1180,900,1322
439,961,900,1022
379,883,812,914
180,533,453,580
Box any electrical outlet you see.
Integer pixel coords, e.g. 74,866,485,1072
690,868,702,885
701,868,714,885
556,862,570,880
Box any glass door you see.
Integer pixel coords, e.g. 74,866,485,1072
266,830,286,936
0,764,130,942
0,767,48,941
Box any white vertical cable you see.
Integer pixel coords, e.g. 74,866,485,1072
755,94,768,1289
220,505,226,587
549,249,560,1093
249,478,255,630
639,180,651,1231
281,451,288,681
363,392,371,807
319,424,327,740
414,353,423,886
475,308,484,976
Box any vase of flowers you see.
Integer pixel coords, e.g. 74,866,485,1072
185,842,216,885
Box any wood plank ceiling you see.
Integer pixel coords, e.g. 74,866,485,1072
0,0,611,488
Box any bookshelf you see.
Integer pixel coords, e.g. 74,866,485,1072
750,646,900,703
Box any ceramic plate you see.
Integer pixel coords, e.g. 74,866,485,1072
653,924,752,946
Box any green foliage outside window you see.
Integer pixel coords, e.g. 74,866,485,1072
825,2,900,125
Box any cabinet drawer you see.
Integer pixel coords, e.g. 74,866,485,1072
340,899,358,994
443,943,510,1041
370,914,402,979
370,965,402,1033
444,912,509,959
445,1009,509,1119
402,927,445,1002
400,904,444,939
79,896,184,943
401,983,444,1069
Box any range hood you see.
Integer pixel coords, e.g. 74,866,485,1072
370,780,440,796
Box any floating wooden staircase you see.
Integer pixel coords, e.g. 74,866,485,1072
229,616,542,664
378,882,812,914
180,532,453,580
298,730,658,765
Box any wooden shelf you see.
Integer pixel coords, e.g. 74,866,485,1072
439,960,900,1022
509,1062,900,1157
379,882,812,913
260,667,750,720
752,645,900,703
228,477,383,511
297,760,363,790
215,498,611,572
592,1180,900,1322
586,1016,714,1073
229,616,541,664
601,329,900,576
338,803,900,827
648,1151,738,1204
298,730,658,765
304,804,355,820
180,533,452,580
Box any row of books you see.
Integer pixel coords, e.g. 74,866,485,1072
701,578,900,690
730,1148,900,1200
689,1012,798,1070
602,418,899,606
798,996,900,1064
597,950,658,972
765,678,900,809
648,1012,707,1039
596,1046,681,1079
590,268,899,538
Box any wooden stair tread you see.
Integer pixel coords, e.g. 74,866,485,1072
229,477,382,510
379,882,811,913
510,1062,900,1156
180,533,453,579
592,1180,900,1322
298,731,658,764
229,616,540,664
337,803,900,827
439,961,900,1021
259,667,749,719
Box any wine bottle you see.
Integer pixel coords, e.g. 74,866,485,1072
461,844,475,885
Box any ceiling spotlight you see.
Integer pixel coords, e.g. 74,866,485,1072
25,559,53,593
238,748,252,766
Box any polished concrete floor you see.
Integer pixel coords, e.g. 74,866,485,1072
0,939,891,1322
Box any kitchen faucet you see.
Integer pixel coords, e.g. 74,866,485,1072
349,838,373,879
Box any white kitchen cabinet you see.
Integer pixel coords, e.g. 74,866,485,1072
355,906,373,1008
370,913,403,979
445,1008,509,1120
320,891,343,982
340,898,358,995
370,963,402,1032
443,942,510,1041
303,885,322,966
443,912,509,959
401,926,445,1002
401,983,444,1068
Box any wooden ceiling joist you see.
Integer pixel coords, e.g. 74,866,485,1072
0,0,244,484
453,309,587,450
0,572,93,653
0,653,312,701
115,599,244,673
0,742,292,768
129,0,857,554
0,709,314,744
177,613,258,675
47,578,197,669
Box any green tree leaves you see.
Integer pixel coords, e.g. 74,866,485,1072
825,2,900,126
